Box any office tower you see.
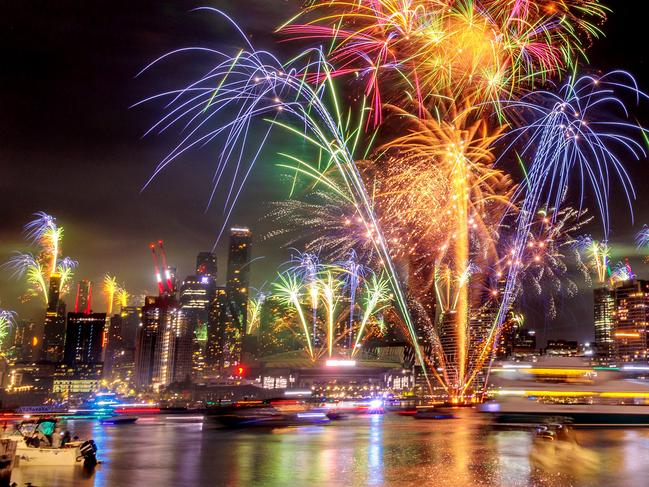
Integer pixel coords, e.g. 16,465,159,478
103,313,123,377
120,306,141,349
47,273,62,312
180,275,213,323
63,312,106,365
439,310,458,368
13,320,39,361
42,301,66,362
612,279,649,362
594,286,615,362
469,279,505,365
74,280,92,314
206,287,230,372
196,252,217,279
134,296,160,388
180,274,214,379
135,295,191,389
225,227,252,365
42,273,67,362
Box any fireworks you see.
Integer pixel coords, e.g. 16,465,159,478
4,213,77,304
0,308,16,349
143,2,646,399
280,0,607,124
272,260,390,361
103,274,118,315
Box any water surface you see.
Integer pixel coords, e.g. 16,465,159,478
11,410,649,486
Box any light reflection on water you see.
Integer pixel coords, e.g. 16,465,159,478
10,410,649,487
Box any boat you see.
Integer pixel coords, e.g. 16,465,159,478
210,404,330,428
479,357,649,426
4,418,98,467
412,407,457,420
100,415,138,425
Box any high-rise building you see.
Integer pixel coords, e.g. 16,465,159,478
12,319,38,361
103,313,123,377
225,227,252,365
47,273,62,312
196,252,217,279
594,286,615,362
74,280,92,314
469,280,506,365
120,306,141,349
180,274,214,380
63,312,106,365
612,279,649,362
135,295,192,389
206,287,229,372
134,296,159,388
180,275,213,319
41,273,67,362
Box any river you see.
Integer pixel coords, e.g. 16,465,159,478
10,410,649,486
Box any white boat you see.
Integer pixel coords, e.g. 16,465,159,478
479,357,649,426
5,419,98,467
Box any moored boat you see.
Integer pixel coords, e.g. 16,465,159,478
3,418,98,467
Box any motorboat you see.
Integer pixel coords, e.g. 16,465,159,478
479,357,649,426
4,418,98,467
412,407,457,420
99,415,138,425
210,404,330,428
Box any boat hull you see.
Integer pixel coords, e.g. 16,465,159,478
492,411,649,427
15,446,82,466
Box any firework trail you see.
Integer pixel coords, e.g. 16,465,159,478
0,308,16,349
4,213,76,304
247,289,267,335
139,19,431,376
142,5,647,399
103,274,119,316
115,285,131,310
635,225,649,263
280,0,607,124
575,235,610,284
272,260,390,360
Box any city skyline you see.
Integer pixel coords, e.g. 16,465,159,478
3,1,649,346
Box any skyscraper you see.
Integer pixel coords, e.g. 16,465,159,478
120,306,141,349
134,296,160,388
42,273,67,362
63,312,106,365
13,319,39,361
180,274,214,380
225,227,252,365
612,279,649,362
196,252,217,279
135,295,192,389
103,313,123,377
74,280,92,314
206,286,229,372
594,286,615,362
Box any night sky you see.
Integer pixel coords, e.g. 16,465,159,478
1,1,648,344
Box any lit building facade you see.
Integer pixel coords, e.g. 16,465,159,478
594,286,615,362
196,251,217,279
135,295,192,389
74,279,92,314
225,227,252,363
42,273,66,362
206,287,230,372
612,279,649,362
63,312,106,365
